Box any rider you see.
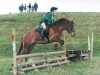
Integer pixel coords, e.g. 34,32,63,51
39,7,58,40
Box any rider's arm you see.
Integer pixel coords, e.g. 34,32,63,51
46,13,55,24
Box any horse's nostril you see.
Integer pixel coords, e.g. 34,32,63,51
71,32,75,37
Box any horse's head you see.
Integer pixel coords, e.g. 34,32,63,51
68,20,75,37
51,17,75,37
64,19,75,37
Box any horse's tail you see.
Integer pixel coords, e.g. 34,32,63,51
17,37,23,55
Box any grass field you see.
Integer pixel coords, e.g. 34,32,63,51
0,12,100,75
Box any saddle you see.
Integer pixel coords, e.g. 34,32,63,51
35,26,41,32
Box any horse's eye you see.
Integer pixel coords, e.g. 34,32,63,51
71,25,73,28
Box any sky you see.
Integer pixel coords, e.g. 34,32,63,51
0,0,100,14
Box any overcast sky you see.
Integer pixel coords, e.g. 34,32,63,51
0,0,100,14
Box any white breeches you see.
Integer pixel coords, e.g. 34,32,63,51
41,23,46,30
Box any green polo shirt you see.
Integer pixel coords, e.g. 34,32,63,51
39,12,55,26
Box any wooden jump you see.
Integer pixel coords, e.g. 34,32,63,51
21,60,69,71
10,29,93,75
66,33,93,61
10,28,70,75
16,51,66,59
11,50,69,74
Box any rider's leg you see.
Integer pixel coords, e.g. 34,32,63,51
40,23,46,40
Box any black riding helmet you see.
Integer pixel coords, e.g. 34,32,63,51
50,7,58,12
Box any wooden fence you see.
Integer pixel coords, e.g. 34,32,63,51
10,29,70,75
10,29,93,75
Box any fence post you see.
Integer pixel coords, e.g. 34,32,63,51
88,32,93,61
88,36,90,50
12,28,17,75
63,31,66,51
90,32,93,61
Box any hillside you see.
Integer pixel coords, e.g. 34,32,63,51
0,12,100,74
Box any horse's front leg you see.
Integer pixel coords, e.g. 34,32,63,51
54,38,64,50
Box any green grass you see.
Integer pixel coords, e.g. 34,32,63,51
0,12,100,75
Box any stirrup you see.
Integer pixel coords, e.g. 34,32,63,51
40,36,44,40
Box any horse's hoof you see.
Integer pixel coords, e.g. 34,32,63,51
9,68,12,71
55,44,58,47
11,64,13,66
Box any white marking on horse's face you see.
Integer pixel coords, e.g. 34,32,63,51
70,32,75,37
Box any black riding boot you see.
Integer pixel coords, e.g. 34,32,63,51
40,27,45,40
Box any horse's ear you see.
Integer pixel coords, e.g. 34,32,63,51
71,20,74,23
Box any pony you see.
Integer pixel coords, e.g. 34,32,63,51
17,17,75,55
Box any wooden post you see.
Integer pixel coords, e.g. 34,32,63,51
63,31,66,51
90,32,93,61
88,33,93,61
88,36,90,50
88,34,91,61
12,28,17,75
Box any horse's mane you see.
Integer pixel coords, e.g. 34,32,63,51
49,17,70,26
56,17,69,23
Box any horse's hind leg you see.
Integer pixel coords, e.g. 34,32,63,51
17,44,23,55
16,44,29,68
25,43,36,61
21,44,29,55
27,43,36,54
17,38,23,55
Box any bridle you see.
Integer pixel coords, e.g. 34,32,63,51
69,22,74,34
